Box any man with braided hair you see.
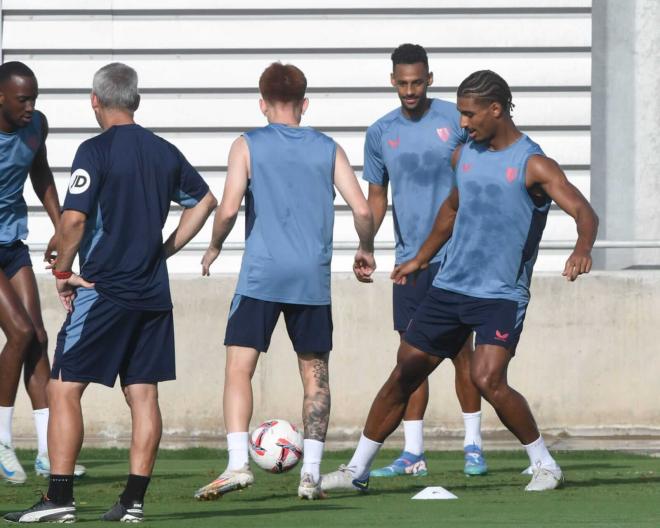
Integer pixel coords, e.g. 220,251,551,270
364,44,487,478
322,69,598,493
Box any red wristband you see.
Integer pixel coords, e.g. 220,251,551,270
52,269,73,280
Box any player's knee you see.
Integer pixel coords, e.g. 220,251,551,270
34,328,48,349
472,370,504,399
6,320,35,351
389,364,418,395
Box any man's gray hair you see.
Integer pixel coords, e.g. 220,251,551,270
92,62,140,112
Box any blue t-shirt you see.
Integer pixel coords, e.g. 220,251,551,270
434,135,550,302
0,111,44,245
362,99,467,264
64,124,209,310
236,124,336,305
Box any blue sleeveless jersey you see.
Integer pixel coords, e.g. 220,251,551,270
0,111,43,245
363,99,467,264
236,124,336,305
433,135,550,302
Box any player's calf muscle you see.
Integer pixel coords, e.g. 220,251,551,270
302,357,330,441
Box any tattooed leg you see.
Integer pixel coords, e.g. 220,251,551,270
297,352,331,441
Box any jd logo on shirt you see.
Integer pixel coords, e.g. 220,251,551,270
69,168,91,194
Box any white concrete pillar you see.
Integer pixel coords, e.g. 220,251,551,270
591,0,660,269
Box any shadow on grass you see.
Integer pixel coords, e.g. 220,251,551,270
494,463,630,473
148,503,355,521
562,475,660,489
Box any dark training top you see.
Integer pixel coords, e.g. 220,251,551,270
64,124,209,310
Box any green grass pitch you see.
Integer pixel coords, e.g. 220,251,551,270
2,449,659,527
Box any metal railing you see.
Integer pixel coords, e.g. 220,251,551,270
27,240,660,252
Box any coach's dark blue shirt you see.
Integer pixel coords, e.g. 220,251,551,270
64,124,209,310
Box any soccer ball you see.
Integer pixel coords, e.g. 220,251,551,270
248,419,303,473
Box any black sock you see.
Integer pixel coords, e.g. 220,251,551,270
47,474,74,505
119,474,151,507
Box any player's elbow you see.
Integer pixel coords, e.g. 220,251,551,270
353,203,372,223
59,210,87,234
218,203,239,224
204,192,219,212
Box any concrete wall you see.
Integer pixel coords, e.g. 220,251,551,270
8,271,660,446
591,0,660,269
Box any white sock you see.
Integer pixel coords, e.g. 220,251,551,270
402,420,424,456
462,411,483,449
33,408,49,455
523,435,558,469
348,433,382,480
226,432,249,471
0,406,14,447
301,439,324,483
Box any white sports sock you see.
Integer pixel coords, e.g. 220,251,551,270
348,433,382,480
0,406,14,447
402,420,424,456
462,411,483,449
33,408,49,455
226,432,249,471
523,435,558,469
301,439,324,483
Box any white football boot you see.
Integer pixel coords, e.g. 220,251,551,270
0,442,27,484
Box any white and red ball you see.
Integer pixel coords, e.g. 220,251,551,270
248,419,304,473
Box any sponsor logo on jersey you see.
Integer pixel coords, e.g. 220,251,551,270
462,163,472,172
436,127,450,142
387,138,400,149
505,167,518,183
68,168,91,194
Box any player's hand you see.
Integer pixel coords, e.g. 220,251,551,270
562,249,592,281
55,274,95,312
391,258,424,285
44,234,58,266
201,246,221,276
353,248,376,283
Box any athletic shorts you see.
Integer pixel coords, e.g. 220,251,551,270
0,241,32,279
224,294,332,354
403,287,528,359
51,288,175,387
393,261,441,332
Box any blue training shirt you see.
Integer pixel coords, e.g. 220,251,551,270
236,124,336,305
64,124,209,310
0,111,44,245
363,99,467,264
434,134,550,302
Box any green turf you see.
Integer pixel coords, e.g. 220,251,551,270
2,449,659,527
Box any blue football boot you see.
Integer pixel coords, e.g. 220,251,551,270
463,443,488,476
370,451,428,478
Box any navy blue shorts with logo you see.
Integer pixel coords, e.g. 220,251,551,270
393,261,441,332
0,241,32,279
224,294,332,354
52,288,175,387
403,287,528,359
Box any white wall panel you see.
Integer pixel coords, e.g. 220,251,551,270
2,3,592,273
35,92,591,128
42,130,591,169
2,1,592,9
18,53,592,89
5,16,591,50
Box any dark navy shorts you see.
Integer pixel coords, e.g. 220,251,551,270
393,261,441,332
52,288,175,387
0,241,32,279
403,287,528,359
224,294,332,354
